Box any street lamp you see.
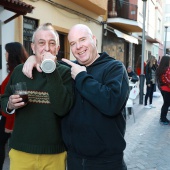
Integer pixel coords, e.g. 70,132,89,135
164,26,168,55
139,0,147,104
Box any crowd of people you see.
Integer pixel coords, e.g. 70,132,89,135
0,22,169,170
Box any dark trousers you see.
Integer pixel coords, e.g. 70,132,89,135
0,116,11,170
144,84,155,105
67,152,127,170
160,90,170,121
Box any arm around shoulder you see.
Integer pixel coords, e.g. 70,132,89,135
46,64,74,116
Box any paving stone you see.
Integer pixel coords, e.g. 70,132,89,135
125,91,170,170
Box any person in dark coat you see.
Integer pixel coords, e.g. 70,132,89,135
144,55,158,109
156,55,170,125
61,24,129,170
127,66,139,83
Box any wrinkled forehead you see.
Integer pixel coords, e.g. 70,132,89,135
34,29,58,42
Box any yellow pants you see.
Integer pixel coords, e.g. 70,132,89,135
9,149,66,170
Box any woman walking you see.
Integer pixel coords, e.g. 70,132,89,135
156,55,170,125
144,55,158,109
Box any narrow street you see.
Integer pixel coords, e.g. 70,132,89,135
125,92,170,170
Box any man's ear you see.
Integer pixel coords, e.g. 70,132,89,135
56,45,60,55
31,43,35,54
92,35,97,47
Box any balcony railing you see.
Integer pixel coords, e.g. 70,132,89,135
108,0,137,21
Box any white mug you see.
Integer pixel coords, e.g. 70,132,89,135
40,59,56,73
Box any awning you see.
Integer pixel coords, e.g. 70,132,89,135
0,0,34,24
114,29,138,44
105,25,139,44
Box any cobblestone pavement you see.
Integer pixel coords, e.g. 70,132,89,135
125,92,170,170
3,91,170,170
2,145,9,170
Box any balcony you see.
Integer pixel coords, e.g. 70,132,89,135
69,0,107,15
107,0,142,33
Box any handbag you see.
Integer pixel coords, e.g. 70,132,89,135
129,86,139,100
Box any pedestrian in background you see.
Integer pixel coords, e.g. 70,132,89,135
135,55,146,76
156,55,170,125
127,66,139,83
157,56,162,65
22,24,129,170
0,42,28,170
144,55,158,109
1,24,73,170
135,55,146,95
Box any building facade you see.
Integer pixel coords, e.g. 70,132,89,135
0,0,166,84
0,0,34,82
163,0,170,55
0,0,107,83
103,0,164,70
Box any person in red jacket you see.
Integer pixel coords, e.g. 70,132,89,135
135,55,146,76
156,55,170,125
0,42,28,170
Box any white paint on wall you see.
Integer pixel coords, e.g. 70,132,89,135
0,0,103,83
25,0,103,61
0,10,15,83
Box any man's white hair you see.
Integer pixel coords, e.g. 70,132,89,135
32,23,60,45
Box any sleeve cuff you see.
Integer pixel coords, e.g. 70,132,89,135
6,102,15,114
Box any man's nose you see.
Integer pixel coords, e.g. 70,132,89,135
76,42,82,49
45,43,50,51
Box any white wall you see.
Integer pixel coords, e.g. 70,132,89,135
137,0,143,27
152,44,159,59
163,0,170,50
0,0,103,83
166,29,170,48
0,10,15,84
25,0,103,60
147,0,156,39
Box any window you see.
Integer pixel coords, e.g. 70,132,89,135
157,18,161,33
57,31,70,60
165,5,170,13
23,17,38,55
165,16,170,23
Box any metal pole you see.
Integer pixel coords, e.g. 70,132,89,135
164,26,168,55
139,0,147,104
